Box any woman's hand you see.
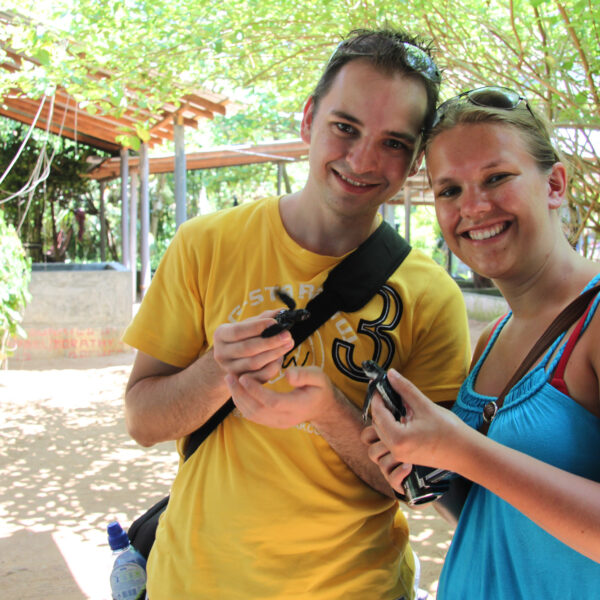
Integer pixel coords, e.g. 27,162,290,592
362,369,466,473
361,424,413,493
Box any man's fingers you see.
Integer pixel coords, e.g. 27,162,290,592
285,366,325,389
214,329,293,375
360,425,380,445
216,313,286,343
225,343,290,376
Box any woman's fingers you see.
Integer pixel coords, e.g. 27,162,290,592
361,424,413,493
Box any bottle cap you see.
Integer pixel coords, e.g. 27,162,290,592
107,521,130,551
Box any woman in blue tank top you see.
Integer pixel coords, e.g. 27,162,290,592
362,87,600,599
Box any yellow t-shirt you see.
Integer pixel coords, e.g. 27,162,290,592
123,196,471,599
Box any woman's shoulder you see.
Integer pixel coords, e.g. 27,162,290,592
471,318,505,368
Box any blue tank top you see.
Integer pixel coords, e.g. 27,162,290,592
438,276,600,600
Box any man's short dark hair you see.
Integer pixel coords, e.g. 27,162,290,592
312,29,441,132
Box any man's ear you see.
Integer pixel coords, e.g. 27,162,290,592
300,97,315,144
547,162,567,210
408,150,424,177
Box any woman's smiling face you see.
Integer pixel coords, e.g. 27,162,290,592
427,122,563,282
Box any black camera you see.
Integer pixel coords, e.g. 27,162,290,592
361,360,454,506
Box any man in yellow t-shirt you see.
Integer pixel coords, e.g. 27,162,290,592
123,28,470,600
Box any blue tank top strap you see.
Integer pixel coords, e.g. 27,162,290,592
581,273,600,324
473,274,600,380
469,312,510,380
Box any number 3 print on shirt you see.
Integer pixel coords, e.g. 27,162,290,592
332,285,403,382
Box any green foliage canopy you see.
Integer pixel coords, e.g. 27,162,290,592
6,2,594,122
1,0,598,247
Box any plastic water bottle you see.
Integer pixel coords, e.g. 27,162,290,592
107,521,147,600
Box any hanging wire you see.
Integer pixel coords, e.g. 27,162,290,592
0,95,54,207
0,91,72,233
0,94,47,188
15,93,72,233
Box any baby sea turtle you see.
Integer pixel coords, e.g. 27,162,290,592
260,288,310,338
361,360,406,423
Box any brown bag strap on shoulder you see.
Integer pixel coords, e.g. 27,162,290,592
436,282,600,527
480,283,600,435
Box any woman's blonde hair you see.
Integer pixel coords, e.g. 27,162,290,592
425,99,564,173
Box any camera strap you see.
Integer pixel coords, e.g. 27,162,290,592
184,220,411,460
480,283,600,435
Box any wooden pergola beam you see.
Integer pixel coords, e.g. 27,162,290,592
0,104,123,153
86,139,311,180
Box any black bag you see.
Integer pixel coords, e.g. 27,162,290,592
434,475,473,527
127,221,411,559
435,283,600,528
128,495,169,560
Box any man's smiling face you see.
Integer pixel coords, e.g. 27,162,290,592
301,59,427,221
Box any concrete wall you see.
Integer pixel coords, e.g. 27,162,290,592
462,290,509,322
8,266,507,366
10,263,133,365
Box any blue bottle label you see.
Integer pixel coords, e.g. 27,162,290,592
110,562,146,600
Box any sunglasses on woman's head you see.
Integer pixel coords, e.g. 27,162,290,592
431,86,535,128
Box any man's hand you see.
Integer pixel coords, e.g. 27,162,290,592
224,366,335,429
226,365,396,495
125,310,294,447
213,310,295,383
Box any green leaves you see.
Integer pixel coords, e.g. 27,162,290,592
1,0,598,249
32,48,51,66
0,211,31,364
115,133,141,151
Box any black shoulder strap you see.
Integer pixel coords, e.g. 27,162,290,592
290,221,410,343
184,220,411,460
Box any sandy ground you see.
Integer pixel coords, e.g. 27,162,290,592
0,321,488,600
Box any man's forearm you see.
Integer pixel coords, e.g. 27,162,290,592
125,349,231,447
312,388,395,498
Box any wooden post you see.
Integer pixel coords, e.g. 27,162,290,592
174,114,187,228
139,142,151,298
277,163,283,195
129,172,138,303
99,181,107,262
120,148,130,269
281,163,292,194
404,185,411,244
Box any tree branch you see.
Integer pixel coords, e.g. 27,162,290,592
509,0,525,68
554,0,600,108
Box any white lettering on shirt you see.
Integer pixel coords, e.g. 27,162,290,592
334,316,358,343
